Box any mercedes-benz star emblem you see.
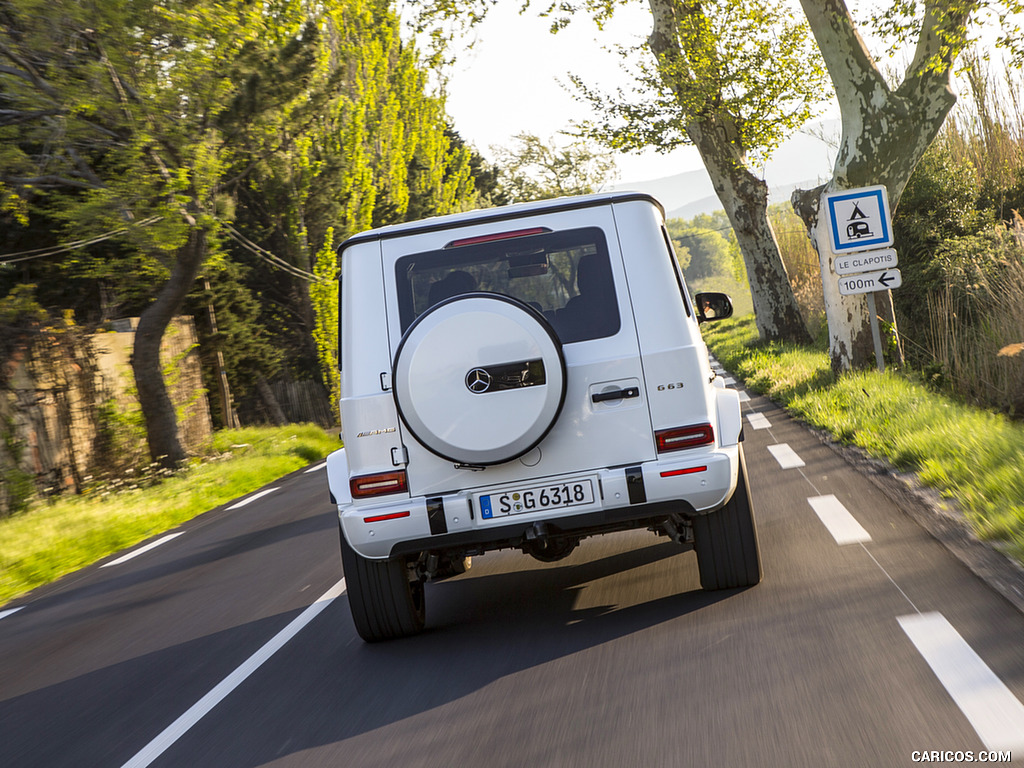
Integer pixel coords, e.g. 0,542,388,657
465,368,492,394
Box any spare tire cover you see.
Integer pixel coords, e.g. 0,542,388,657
393,293,567,465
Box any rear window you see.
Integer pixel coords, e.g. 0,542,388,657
395,227,620,344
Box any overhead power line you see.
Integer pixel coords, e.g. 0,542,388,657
0,219,321,283
221,223,319,282
0,216,163,264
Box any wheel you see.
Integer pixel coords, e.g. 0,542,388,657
692,445,762,590
392,293,567,465
339,526,425,642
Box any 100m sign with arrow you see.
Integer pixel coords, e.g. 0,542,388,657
837,269,903,296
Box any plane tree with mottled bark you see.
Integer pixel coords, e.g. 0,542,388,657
411,0,823,344
790,0,1023,374
571,0,824,344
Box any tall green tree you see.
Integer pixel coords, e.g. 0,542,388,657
310,228,339,418
411,0,819,344
670,225,735,280
2,0,482,458
490,132,618,203
578,0,819,343
227,2,480,382
0,0,328,465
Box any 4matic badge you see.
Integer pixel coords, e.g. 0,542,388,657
356,427,396,438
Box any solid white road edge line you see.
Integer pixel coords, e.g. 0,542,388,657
898,612,1024,753
767,443,805,469
226,487,280,510
120,578,347,768
101,534,184,568
0,606,25,621
303,462,327,474
807,495,872,545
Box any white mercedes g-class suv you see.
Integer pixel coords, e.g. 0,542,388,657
327,191,760,642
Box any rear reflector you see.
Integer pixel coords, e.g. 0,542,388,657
660,466,708,477
364,510,411,523
446,227,550,248
350,470,408,499
655,424,715,453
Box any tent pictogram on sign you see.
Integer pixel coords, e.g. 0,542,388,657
824,185,893,253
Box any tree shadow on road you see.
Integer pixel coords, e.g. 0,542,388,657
0,537,754,768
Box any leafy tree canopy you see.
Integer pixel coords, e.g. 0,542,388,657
490,132,618,204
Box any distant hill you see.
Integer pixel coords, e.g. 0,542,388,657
664,179,825,221
612,119,838,222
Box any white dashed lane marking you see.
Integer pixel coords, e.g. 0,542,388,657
303,462,327,474
226,487,279,510
767,443,805,469
0,607,25,622
737,391,750,403
101,533,184,568
899,612,1024,753
722,377,736,385
732,366,1024,755
807,495,872,545
747,412,772,430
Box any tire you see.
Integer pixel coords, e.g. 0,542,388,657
339,526,425,642
692,445,762,590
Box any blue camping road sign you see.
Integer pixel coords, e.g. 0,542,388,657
825,185,894,253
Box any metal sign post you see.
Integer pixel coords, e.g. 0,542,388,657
866,293,884,372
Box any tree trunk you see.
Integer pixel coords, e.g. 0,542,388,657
131,227,208,468
645,0,810,345
688,117,811,344
793,0,964,372
792,185,876,374
256,374,288,426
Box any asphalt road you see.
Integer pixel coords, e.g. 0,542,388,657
3,365,1024,767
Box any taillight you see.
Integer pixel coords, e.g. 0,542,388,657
445,227,550,248
350,470,408,499
655,424,715,453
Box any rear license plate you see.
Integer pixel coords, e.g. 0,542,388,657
478,480,595,519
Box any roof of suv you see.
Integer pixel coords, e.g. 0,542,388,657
339,191,664,251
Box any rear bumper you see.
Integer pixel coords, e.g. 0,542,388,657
334,446,739,559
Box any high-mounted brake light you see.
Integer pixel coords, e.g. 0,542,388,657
655,424,715,453
445,227,550,249
350,470,408,499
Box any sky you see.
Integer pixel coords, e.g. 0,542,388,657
437,3,1018,191
439,2,709,185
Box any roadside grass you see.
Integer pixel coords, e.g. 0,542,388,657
702,315,1024,565
0,424,339,608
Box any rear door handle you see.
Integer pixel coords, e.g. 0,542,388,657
592,387,640,403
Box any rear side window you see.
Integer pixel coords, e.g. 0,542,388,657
395,227,620,344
